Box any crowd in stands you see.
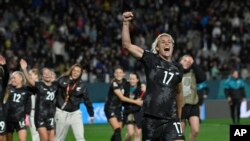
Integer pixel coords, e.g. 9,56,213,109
0,0,250,82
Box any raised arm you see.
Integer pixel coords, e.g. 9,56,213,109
20,59,36,87
122,11,144,59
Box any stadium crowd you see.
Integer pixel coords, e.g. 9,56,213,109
0,0,250,82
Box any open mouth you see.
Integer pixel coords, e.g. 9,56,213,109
164,48,170,51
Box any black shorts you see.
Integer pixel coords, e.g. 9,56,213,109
104,108,122,122
35,117,55,130
0,117,6,135
181,104,199,120
6,118,26,133
142,115,185,141
123,111,143,128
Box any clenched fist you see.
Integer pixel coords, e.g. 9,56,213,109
122,12,134,22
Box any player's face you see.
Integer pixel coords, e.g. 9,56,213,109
71,66,82,80
129,74,138,87
51,71,56,81
29,71,39,81
10,73,23,87
114,68,124,81
42,68,52,82
180,56,193,69
156,35,174,59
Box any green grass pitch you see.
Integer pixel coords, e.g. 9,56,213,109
13,118,250,141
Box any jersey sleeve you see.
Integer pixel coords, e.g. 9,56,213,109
140,50,156,69
81,85,94,117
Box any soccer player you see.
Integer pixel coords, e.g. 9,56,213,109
123,72,144,141
25,68,40,141
104,67,142,141
55,64,94,141
122,11,184,141
179,55,206,141
20,59,58,141
0,55,9,141
224,70,246,124
5,71,31,141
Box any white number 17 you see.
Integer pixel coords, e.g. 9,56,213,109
163,71,174,85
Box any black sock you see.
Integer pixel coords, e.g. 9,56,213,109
111,128,121,141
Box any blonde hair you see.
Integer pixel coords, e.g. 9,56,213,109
11,71,27,86
3,89,9,104
4,71,27,104
151,33,174,54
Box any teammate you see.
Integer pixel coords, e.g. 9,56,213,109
104,67,142,141
55,64,94,141
0,55,9,141
5,71,31,141
123,72,145,141
224,70,246,124
20,59,57,141
25,68,40,141
179,55,206,141
122,11,184,141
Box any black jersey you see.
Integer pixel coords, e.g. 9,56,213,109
56,76,94,116
0,64,9,117
35,81,58,118
123,82,142,114
141,50,183,119
104,78,128,111
6,85,31,122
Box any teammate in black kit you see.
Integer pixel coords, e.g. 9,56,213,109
0,55,9,141
122,12,185,141
104,67,142,141
55,64,94,141
26,68,40,141
20,59,57,141
123,72,145,141
5,71,31,141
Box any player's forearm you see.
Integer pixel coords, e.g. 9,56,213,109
122,21,132,49
22,68,35,86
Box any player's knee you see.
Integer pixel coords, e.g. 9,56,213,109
191,129,199,137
